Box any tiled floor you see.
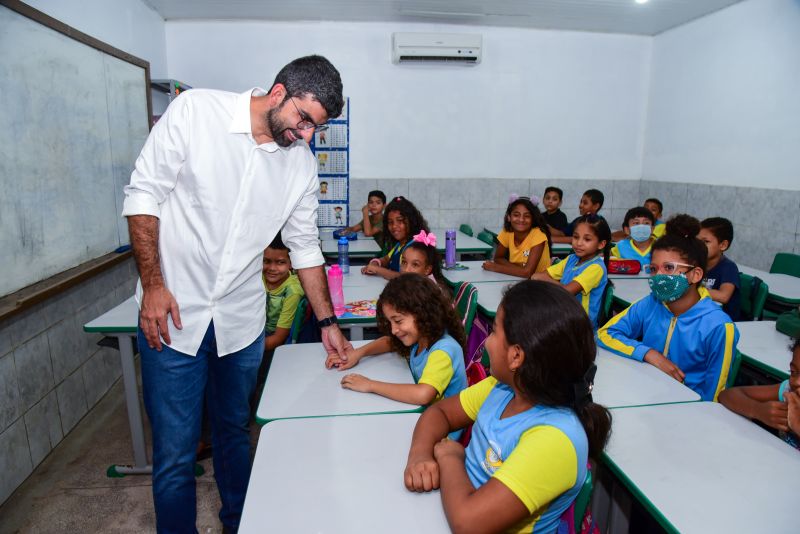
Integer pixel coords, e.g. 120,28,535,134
0,365,260,534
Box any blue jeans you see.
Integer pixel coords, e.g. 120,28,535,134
140,321,264,534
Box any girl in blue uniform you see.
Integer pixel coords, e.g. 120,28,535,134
362,196,429,280
532,214,611,327
403,281,611,533
328,274,467,420
598,215,739,402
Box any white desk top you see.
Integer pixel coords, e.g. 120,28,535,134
326,267,389,290
441,260,524,285
240,413,449,534
430,229,492,254
322,238,382,256
604,402,800,533
593,349,700,408
607,270,650,280
473,281,513,318
83,296,137,333
255,341,420,423
735,321,792,380
610,278,650,307
738,264,800,303
319,230,373,241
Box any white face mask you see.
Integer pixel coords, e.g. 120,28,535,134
629,224,652,242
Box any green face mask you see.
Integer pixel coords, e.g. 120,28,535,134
648,273,690,303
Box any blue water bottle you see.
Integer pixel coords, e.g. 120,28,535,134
337,237,350,274
445,229,457,268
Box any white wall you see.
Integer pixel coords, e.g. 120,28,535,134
165,20,651,181
643,0,800,190
24,0,168,78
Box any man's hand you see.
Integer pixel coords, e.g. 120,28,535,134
140,286,182,350
643,349,685,383
322,325,352,361
325,345,362,370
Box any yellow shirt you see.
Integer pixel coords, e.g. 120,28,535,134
497,228,551,273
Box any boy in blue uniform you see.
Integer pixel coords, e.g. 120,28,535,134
611,207,656,269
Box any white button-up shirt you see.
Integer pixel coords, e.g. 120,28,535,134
122,88,323,356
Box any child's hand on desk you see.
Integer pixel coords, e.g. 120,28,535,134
404,454,440,492
433,438,465,463
784,390,800,434
482,261,496,272
754,400,789,432
326,347,361,370
340,373,372,393
643,349,686,383
361,264,379,275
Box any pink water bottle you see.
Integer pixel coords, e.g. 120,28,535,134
327,264,345,316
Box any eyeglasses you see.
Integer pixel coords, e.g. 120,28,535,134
288,97,329,132
646,261,696,275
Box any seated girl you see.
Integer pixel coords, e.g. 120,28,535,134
361,196,429,280
327,274,467,435
400,230,450,296
597,215,740,402
402,281,611,533
720,338,799,450
483,197,551,278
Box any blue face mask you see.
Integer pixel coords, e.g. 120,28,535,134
648,274,690,303
629,224,652,242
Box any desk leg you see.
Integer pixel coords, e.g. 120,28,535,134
350,326,364,341
108,333,152,476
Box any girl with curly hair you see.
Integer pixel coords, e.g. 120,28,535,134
361,196,430,280
327,274,467,434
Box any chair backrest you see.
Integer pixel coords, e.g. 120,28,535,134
558,467,595,534
597,282,615,327
739,273,768,321
459,224,474,237
476,231,495,246
482,227,498,240
770,253,800,277
287,297,309,344
453,282,479,338
727,350,742,389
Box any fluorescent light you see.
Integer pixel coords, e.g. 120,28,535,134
635,0,649,4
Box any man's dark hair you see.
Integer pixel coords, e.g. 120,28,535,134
271,55,344,119
368,190,387,204
584,189,605,210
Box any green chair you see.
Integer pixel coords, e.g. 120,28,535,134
482,228,498,240
739,273,768,321
459,224,474,237
453,282,479,338
572,468,594,532
476,231,495,246
726,350,743,389
770,253,800,278
599,283,615,327
287,297,309,344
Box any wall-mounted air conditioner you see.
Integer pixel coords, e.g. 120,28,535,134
392,32,482,65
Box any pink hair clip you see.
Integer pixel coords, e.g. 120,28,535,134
413,230,437,247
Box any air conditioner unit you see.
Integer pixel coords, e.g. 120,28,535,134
392,32,482,65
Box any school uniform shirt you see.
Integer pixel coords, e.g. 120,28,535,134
777,381,800,450
543,209,569,234
460,377,588,533
611,238,653,269
386,240,411,271
497,228,551,273
264,273,304,334
546,254,608,327
652,221,666,239
703,256,741,321
409,334,467,402
597,287,739,402
123,88,323,356
563,214,606,237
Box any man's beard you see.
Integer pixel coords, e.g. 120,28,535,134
266,107,299,148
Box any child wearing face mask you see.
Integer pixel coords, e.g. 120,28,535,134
611,207,656,270
598,215,739,402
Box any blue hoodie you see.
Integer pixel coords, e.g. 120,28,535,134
597,288,739,401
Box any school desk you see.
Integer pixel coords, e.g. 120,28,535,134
83,296,150,475
431,229,493,259
735,320,792,381
738,264,800,305
610,278,650,308
240,414,449,534
440,260,524,285
337,284,383,340
327,266,390,290
593,349,700,408
602,402,800,533
321,237,382,258
255,341,421,424
472,281,511,318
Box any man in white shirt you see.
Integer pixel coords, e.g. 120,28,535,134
122,55,350,533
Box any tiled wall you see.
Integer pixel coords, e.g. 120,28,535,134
349,178,800,271
640,180,800,271
0,259,137,504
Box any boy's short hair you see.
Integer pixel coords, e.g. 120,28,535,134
623,207,655,228
544,186,563,201
584,189,605,210
645,198,663,214
268,234,289,251
368,190,386,204
700,217,734,245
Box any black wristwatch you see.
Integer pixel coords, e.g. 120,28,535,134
316,315,338,328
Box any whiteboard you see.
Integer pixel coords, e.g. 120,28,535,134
0,3,149,297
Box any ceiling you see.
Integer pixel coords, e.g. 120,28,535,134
143,0,743,36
